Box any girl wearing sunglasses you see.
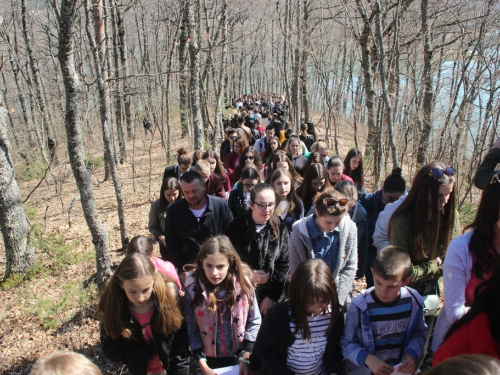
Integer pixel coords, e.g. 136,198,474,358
289,187,358,311
386,162,459,361
432,157,500,352
227,165,261,219
231,146,262,187
226,183,289,316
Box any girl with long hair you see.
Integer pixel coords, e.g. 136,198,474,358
270,168,304,233
432,168,500,351
388,162,459,361
98,253,189,375
226,183,289,315
296,163,331,214
343,148,364,193
226,136,249,185
148,177,183,259
202,150,231,193
233,146,262,187
388,162,458,295
254,259,344,375
183,236,261,375
260,135,280,164
264,152,303,187
285,135,307,174
327,156,354,186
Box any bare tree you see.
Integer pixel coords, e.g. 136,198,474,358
57,0,112,288
0,57,35,281
91,0,129,248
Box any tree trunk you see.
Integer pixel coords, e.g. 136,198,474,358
187,0,203,151
178,1,190,138
0,86,34,281
58,0,112,289
114,0,134,140
417,0,433,166
375,0,399,168
355,0,380,180
211,0,228,150
110,1,127,163
92,0,129,248
20,0,56,163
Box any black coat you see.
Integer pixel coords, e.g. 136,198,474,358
162,164,192,182
164,195,233,270
253,301,344,375
100,295,190,375
225,211,289,302
227,187,250,219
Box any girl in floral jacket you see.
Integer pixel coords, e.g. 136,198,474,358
184,236,261,375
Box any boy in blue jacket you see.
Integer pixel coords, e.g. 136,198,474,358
341,246,427,375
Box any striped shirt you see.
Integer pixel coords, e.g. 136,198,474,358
286,310,331,375
367,289,412,365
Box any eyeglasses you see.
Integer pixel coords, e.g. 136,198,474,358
243,183,256,189
244,156,254,160
491,170,500,185
323,198,348,207
229,136,237,140
429,167,455,179
253,202,275,211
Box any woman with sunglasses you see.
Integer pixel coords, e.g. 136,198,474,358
432,160,500,352
231,146,262,187
387,162,459,360
226,183,289,316
289,188,358,310
227,165,261,219
388,162,459,295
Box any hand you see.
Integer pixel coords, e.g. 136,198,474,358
157,235,166,247
239,360,250,375
253,270,270,285
199,359,218,375
260,296,274,315
365,354,394,375
397,354,416,374
494,136,500,149
436,257,442,266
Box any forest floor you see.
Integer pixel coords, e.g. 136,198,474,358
0,116,449,374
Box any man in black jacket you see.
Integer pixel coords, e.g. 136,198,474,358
164,171,233,271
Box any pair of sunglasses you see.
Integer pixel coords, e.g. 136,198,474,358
323,198,348,207
244,155,254,160
429,167,455,179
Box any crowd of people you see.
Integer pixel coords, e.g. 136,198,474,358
32,102,500,375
